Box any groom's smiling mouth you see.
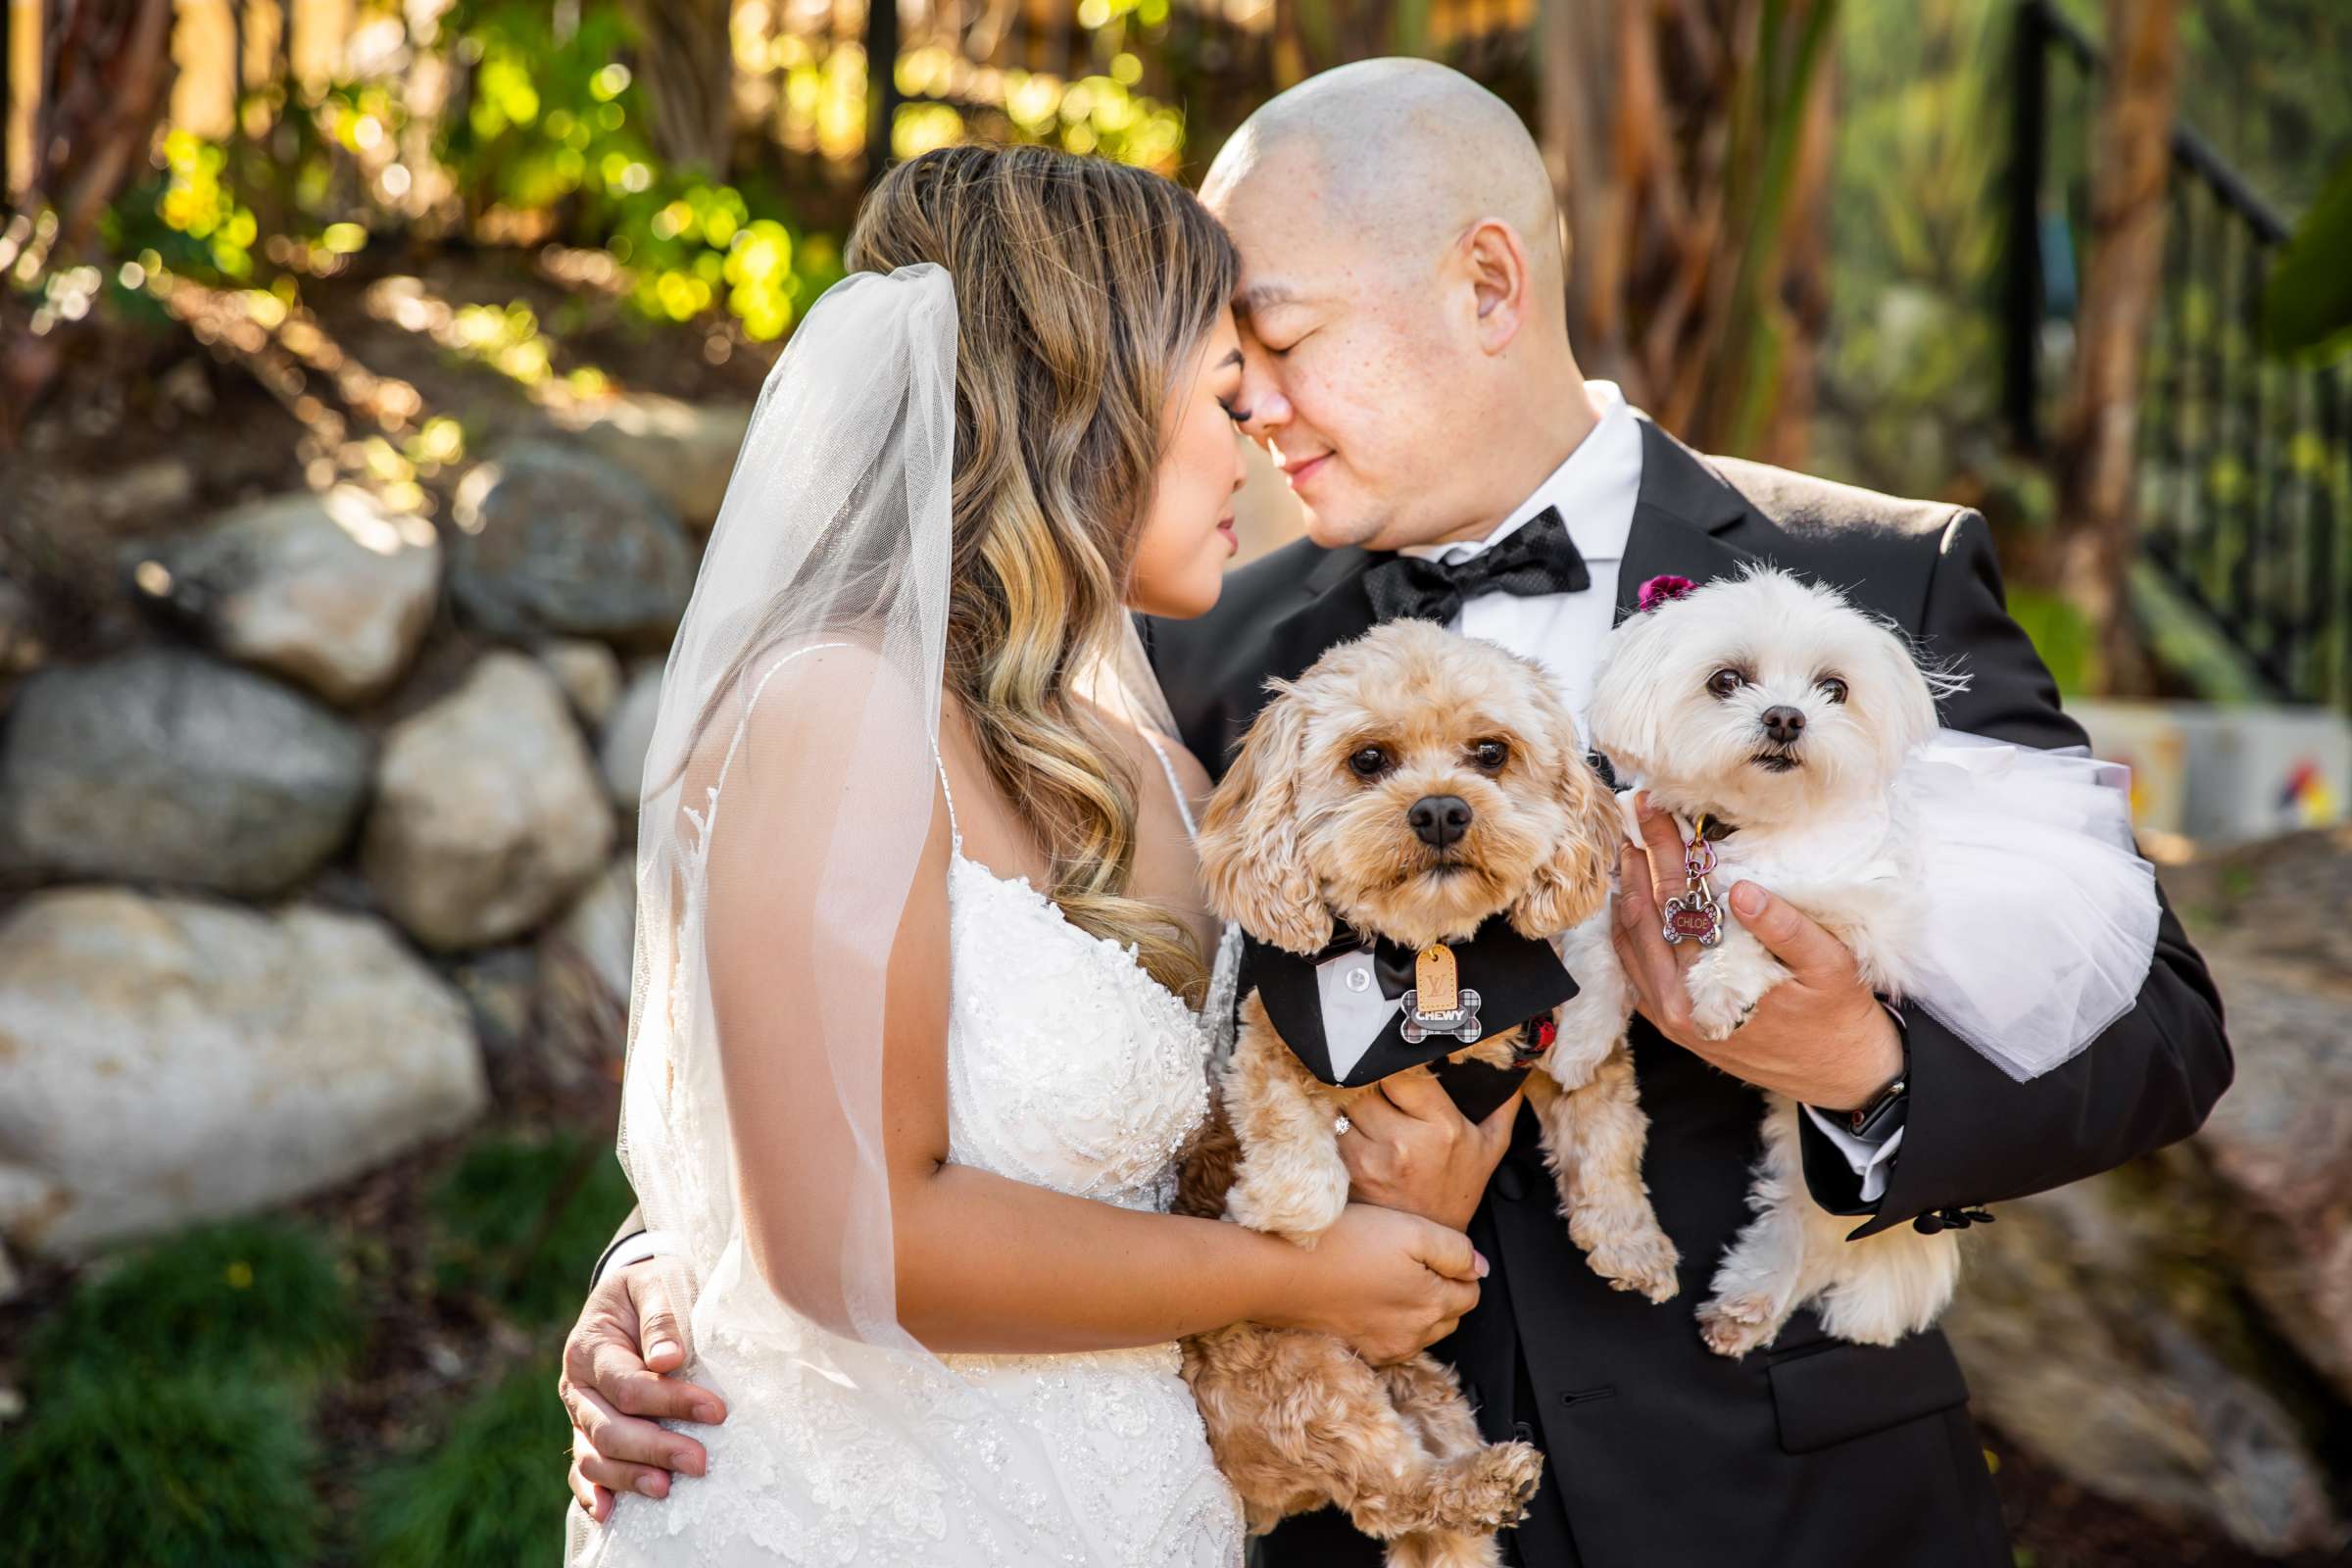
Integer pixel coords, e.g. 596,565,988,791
1278,451,1333,488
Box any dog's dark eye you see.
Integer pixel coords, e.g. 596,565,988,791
1707,668,1743,699
1471,739,1509,771
1348,745,1392,779
1817,676,1849,705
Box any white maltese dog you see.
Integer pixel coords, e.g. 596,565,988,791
1558,565,2157,1358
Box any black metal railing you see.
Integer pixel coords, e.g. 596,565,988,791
2004,0,2351,710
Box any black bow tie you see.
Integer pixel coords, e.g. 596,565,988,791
1360,507,1592,625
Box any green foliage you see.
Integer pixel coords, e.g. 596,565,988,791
29,1218,357,1387
0,1368,322,1567
360,1357,571,1568
1812,0,2008,499
441,0,837,339
430,1130,636,1329
104,127,264,283
2005,588,2094,698
2263,153,2352,361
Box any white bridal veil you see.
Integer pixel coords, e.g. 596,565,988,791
604,263,1126,1560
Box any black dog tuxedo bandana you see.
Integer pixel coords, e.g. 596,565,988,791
1239,918,1580,1123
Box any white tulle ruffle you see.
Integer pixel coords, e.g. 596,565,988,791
1898,729,2159,1082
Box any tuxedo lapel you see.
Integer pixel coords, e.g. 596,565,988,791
1616,419,1764,623
1267,545,1383,687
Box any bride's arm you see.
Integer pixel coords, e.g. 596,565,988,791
708,739,1482,1356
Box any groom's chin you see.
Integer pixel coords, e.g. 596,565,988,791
1298,505,1387,553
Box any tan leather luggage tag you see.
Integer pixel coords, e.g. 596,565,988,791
1415,945,1459,1011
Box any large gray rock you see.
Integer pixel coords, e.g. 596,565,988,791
1945,1180,2345,1557
537,637,624,727
0,651,369,896
1938,827,2352,1558
0,888,485,1255
448,443,695,647
600,662,664,809
362,652,613,951
125,486,441,707
551,393,753,535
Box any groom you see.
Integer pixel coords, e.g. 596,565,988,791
560,60,2230,1567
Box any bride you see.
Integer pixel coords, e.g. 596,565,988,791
564,144,1486,1566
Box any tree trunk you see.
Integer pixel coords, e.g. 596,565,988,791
619,0,736,177
1,0,177,445
2057,0,2180,696
1534,0,1839,460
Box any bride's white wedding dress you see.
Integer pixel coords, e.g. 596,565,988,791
575,736,1247,1567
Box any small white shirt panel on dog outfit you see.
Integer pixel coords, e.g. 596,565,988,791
1316,951,1402,1081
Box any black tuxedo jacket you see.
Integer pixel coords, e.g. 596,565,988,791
1145,421,2232,1568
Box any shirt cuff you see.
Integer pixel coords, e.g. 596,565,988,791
1801,1107,1906,1204
593,1228,686,1286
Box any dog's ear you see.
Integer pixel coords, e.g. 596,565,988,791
1198,685,1332,955
1509,698,1618,940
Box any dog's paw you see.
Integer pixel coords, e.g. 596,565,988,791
1430,1442,1544,1535
1586,1227,1681,1303
1695,1293,1779,1358
1683,984,1755,1043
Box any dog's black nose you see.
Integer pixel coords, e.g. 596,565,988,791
1760,706,1806,745
1407,795,1473,849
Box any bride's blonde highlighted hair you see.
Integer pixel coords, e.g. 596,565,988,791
845,144,1240,1003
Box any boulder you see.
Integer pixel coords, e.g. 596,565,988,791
600,662,664,809
551,393,753,535
124,485,441,707
1940,826,2352,1558
0,651,369,896
0,888,485,1255
1944,1179,2345,1557
549,854,635,1008
362,652,613,951
448,443,695,647
536,637,624,727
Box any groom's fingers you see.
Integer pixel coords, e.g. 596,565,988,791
564,1383,699,1494
628,1257,702,1374
1415,1222,1485,1286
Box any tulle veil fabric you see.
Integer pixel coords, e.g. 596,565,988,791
1895,730,2160,1082
586,263,1151,1560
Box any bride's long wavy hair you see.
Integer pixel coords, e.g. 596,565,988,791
841,144,1240,1003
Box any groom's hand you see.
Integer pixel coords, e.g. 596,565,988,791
561,1256,726,1522
1338,1067,1524,1232
1614,798,1901,1112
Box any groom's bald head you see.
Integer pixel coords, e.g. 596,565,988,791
1203,58,1564,314
1201,60,1590,553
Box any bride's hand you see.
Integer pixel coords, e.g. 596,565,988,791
1266,1202,1486,1364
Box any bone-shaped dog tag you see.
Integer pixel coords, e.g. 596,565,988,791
1400,943,1483,1046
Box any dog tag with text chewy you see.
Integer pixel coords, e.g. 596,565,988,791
1401,943,1484,1046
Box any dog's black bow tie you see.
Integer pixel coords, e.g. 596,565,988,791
1360,507,1592,625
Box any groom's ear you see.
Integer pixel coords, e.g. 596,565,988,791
1197,686,1332,955
1460,219,1533,354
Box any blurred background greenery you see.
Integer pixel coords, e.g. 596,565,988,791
1,3,2349,1566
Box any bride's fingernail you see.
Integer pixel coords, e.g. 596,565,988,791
1474,1250,1490,1278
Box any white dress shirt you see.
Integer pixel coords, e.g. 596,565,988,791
1390,380,1902,1199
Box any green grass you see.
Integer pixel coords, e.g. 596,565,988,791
429,1130,635,1330
359,1356,573,1568
0,1367,322,1567
28,1217,357,1385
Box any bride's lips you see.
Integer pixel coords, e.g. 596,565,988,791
1279,452,1332,489
1216,516,1238,553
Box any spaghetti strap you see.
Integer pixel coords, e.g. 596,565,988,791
931,745,962,852
1142,731,1199,843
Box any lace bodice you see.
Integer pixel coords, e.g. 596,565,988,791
575,733,1246,1568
